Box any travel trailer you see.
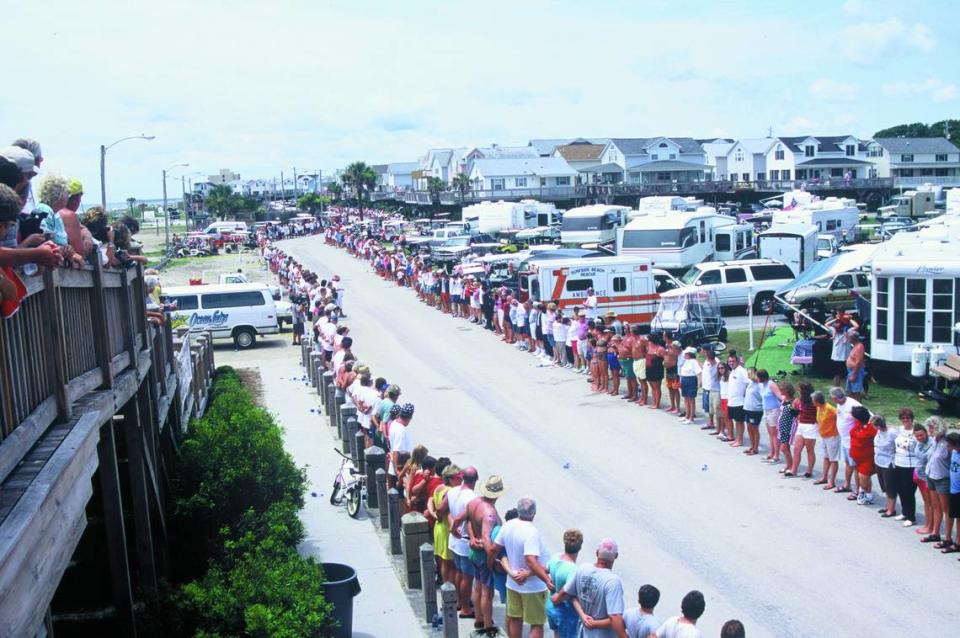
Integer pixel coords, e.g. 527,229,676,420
773,195,859,242
757,223,818,276
616,207,740,272
560,205,631,245
462,199,558,236
522,255,681,324
879,187,939,219
713,224,758,262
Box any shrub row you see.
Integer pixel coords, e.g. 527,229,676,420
148,366,333,637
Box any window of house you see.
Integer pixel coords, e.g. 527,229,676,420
540,177,546,186
775,146,785,160
901,154,914,162
565,278,593,292
657,172,671,181
735,150,744,162
804,145,815,157
796,169,807,179
556,176,571,186
613,277,627,292
651,154,659,160
742,173,750,182
900,169,914,177
724,268,747,283
757,172,766,181
669,153,676,160
869,147,884,157
491,178,505,190
782,169,791,180
515,177,527,187
659,142,669,148
770,170,780,180
921,168,934,176
905,278,926,342
932,278,954,343
845,144,855,156
875,277,889,340
831,168,843,177
936,153,948,162
935,168,949,176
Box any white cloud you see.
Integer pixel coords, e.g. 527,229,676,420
881,77,956,102
809,78,858,101
841,19,937,62
842,0,865,16
780,117,818,135
907,23,937,52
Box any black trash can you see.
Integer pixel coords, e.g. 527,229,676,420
322,562,361,638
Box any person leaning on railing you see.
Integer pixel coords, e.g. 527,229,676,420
0,183,63,315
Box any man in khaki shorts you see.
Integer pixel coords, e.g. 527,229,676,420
494,496,553,638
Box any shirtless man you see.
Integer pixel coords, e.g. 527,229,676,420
631,326,649,405
663,341,682,415
466,475,505,634
618,329,636,401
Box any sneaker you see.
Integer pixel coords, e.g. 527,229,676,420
679,418,690,424
856,491,867,505
894,514,905,521
902,520,914,528
862,493,875,505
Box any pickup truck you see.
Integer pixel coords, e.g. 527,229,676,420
430,234,501,264
218,273,281,299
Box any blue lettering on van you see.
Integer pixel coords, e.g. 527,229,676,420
188,310,230,327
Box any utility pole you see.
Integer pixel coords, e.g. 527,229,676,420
162,169,168,250
280,172,285,204
293,167,298,199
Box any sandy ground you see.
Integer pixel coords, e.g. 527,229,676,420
269,235,954,638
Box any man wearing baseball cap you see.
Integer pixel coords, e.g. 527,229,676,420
554,538,627,637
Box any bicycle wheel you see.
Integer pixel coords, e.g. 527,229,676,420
329,479,344,505
347,484,362,518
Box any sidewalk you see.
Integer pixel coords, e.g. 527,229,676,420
246,342,426,637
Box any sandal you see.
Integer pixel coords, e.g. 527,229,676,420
920,534,941,543
933,541,951,549
834,487,852,493
880,512,896,518
813,479,828,485
940,544,960,554
823,484,835,490
802,472,812,479
846,493,858,501
783,471,795,478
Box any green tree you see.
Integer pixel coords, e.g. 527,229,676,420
874,119,960,148
126,197,137,216
206,184,242,220
451,173,472,200
326,182,343,202
341,161,378,219
297,192,328,214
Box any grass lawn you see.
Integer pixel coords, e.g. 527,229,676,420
724,328,945,422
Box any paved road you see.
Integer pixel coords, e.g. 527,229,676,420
281,236,952,638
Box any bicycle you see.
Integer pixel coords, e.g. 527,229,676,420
329,448,366,518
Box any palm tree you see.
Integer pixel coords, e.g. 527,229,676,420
206,183,241,220
450,174,472,201
341,161,378,219
326,182,343,202
126,197,137,216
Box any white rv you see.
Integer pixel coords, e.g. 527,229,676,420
560,205,631,246
616,207,737,272
773,194,859,242
523,255,681,325
462,199,557,236
757,223,818,277
870,225,960,365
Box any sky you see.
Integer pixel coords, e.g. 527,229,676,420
4,0,959,202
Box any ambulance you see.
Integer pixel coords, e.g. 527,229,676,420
522,255,681,325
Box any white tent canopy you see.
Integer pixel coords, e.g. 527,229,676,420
775,244,877,296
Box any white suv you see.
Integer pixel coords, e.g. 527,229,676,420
678,259,795,312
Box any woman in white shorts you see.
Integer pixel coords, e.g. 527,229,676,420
758,370,782,463
789,382,819,478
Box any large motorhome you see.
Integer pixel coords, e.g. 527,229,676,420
560,205,631,246
773,194,859,242
522,255,681,324
616,207,741,272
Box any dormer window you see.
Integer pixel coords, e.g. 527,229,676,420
659,142,669,148
845,144,855,157
804,145,815,157
775,145,785,161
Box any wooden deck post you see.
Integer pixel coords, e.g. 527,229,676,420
89,258,114,390
119,403,158,601
96,420,137,636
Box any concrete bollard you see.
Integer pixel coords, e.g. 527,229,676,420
339,406,356,447
420,543,438,623
440,582,458,638
354,430,366,473
313,358,324,391
401,513,430,589
325,384,336,418
334,391,345,430
300,341,308,368
364,448,384,508
309,352,321,387
373,469,387,522
387,489,402,555
347,417,359,460
321,371,334,408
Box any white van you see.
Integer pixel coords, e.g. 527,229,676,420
164,283,279,348
203,221,248,236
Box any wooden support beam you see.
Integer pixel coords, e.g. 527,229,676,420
89,258,114,390
96,420,137,637
119,405,158,601
117,267,137,377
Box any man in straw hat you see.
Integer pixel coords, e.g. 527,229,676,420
466,475,506,635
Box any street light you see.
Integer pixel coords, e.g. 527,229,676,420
100,134,155,213
162,162,189,253
179,171,203,231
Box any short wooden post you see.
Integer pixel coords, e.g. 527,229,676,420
387,488,402,555
376,467,389,529
420,543,438,623
347,417,359,462
354,430,366,473
401,513,430,589
365,447,385,510
440,582,458,638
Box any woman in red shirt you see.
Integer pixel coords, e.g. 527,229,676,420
848,405,877,505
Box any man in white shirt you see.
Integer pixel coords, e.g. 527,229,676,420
494,496,553,638
699,346,720,432
448,467,479,619
585,288,599,319
387,402,415,478
655,590,705,638
830,386,862,494
725,352,750,448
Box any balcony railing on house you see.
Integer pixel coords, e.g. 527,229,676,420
0,261,214,637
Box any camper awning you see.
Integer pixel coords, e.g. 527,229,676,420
776,244,877,295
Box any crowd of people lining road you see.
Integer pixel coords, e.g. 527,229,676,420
261,208,960,637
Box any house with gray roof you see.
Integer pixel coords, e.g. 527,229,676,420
769,135,872,181
725,138,776,183
699,139,735,180
464,145,539,175
528,137,610,157
467,157,577,193
607,137,708,185
867,137,960,180
415,147,468,188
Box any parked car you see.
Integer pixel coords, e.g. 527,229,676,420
430,233,500,264
275,299,293,329
217,272,281,299
678,258,796,312
778,270,871,318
